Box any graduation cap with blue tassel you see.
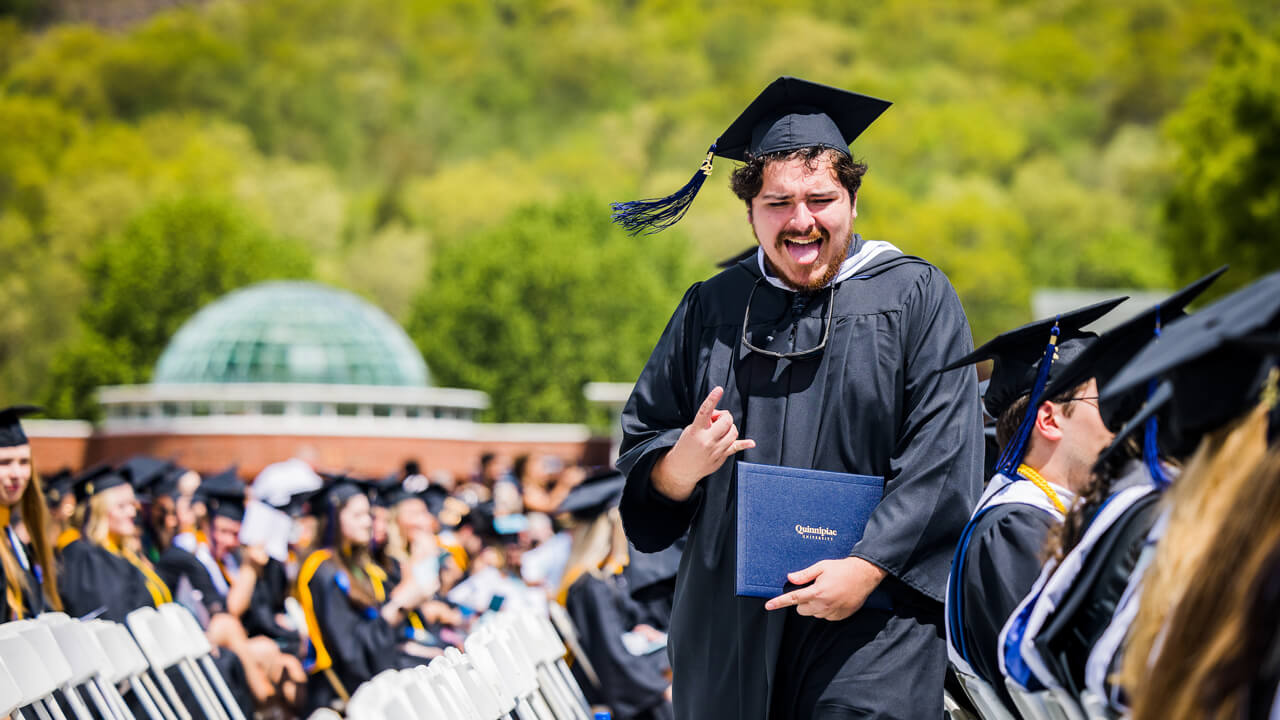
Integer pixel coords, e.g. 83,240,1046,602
611,76,892,235
1040,266,1227,487
938,297,1128,477
1103,270,1280,459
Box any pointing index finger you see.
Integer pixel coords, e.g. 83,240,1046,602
694,386,724,426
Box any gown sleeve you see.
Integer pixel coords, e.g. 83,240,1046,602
850,266,985,601
303,558,410,688
565,573,671,720
617,283,706,553
959,505,1055,707
157,545,227,616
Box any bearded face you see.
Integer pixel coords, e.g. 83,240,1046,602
749,154,856,292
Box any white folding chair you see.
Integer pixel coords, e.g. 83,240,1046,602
952,671,1016,720
507,610,589,720
0,655,26,720
0,624,66,720
1005,678,1060,720
442,647,507,720
463,631,520,719
546,602,600,693
126,607,203,720
90,620,175,720
44,617,122,720
158,603,247,720
397,668,450,720
415,664,481,720
21,616,100,720
469,625,548,720
525,610,592,717
149,606,230,720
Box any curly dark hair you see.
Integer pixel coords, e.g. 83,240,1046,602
729,146,867,205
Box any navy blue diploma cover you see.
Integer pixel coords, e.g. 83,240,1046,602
735,461,884,600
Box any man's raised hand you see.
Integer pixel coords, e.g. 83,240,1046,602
651,386,755,502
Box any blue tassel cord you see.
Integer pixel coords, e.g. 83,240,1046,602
611,145,716,235
1144,309,1171,488
996,319,1061,476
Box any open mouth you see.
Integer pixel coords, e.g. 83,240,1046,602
783,233,825,265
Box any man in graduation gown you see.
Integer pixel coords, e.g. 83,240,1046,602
613,77,985,719
939,300,1124,712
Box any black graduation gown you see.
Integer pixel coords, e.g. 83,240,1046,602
1,530,47,621
955,503,1057,711
618,242,984,719
58,538,160,622
565,572,673,720
298,552,421,713
622,539,683,631
156,544,228,617
241,557,304,653
1033,493,1160,699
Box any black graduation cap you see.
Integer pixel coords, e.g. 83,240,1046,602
370,472,409,509
941,297,1127,478
269,485,326,518
200,466,246,521
1105,271,1280,401
555,469,626,520
1095,380,1174,469
42,468,75,506
314,472,376,516
940,297,1128,419
1041,267,1228,429
421,484,449,517
120,455,176,502
74,464,129,499
611,76,891,235
0,405,40,448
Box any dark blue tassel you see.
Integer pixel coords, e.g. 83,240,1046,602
611,145,716,235
1144,309,1171,488
996,319,1061,476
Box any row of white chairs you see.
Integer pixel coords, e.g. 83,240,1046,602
0,603,245,720
343,607,593,720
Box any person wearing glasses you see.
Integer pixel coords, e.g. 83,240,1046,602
612,77,985,719
939,300,1127,713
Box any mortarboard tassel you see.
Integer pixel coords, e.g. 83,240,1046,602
611,145,716,236
1143,310,1171,488
996,319,1062,476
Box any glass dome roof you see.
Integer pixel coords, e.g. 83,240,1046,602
153,282,430,387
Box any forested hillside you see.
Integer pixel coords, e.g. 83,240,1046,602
1,0,1276,422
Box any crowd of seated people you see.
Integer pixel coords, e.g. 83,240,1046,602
944,268,1280,720
0,409,678,720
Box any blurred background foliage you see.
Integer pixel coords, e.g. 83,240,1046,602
0,0,1277,422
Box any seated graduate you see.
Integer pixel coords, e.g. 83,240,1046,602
1096,272,1280,720
517,453,585,514
620,538,682,633
556,471,673,720
1135,442,1280,720
0,405,63,620
1017,271,1225,702
379,481,464,644
118,455,181,563
58,465,173,621
296,476,436,713
157,467,243,619
940,299,1124,709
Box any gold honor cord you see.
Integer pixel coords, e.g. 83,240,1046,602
1016,463,1067,515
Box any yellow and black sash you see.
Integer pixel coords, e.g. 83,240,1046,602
105,538,173,606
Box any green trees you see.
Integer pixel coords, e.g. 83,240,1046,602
407,195,708,424
0,0,1274,420
1162,26,1280,296
42,196,311,419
